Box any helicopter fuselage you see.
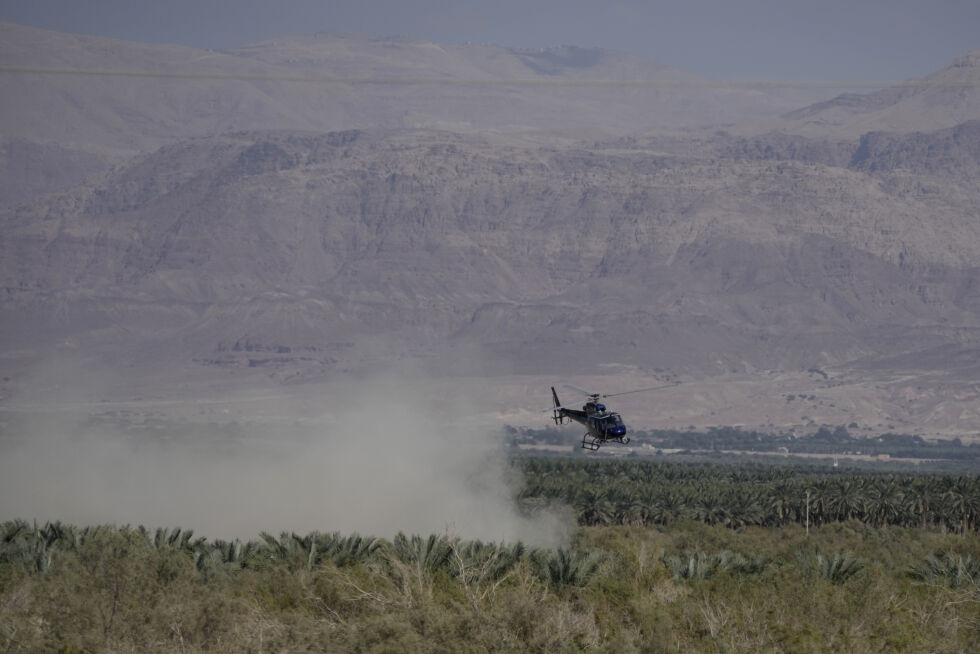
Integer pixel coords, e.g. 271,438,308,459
551,387,629,451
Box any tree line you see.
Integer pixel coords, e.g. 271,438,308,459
507,424,980,463
517,458,980,533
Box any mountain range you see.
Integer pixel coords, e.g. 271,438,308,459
2,22,980,438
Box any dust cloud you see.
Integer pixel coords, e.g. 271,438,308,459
0,361,572,546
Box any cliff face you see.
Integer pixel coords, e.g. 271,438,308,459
3,125,978,376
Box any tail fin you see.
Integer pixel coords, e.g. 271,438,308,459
551,386,565,425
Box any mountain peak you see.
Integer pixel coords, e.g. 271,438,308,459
766,49,980,138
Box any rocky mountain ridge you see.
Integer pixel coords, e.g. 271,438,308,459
3,23,980,437
4,124,978,372
0,21,831,155
759,50,980,138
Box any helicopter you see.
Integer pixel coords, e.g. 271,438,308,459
551,384,674,451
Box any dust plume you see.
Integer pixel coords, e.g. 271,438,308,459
0,361,571,546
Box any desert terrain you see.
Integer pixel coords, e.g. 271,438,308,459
2,22,980,445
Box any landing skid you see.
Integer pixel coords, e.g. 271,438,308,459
581,434,630,451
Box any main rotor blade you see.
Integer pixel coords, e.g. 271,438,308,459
602,383,679,398
542,403,583,413
563,384,595,397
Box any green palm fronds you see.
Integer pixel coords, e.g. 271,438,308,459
533,547,605,590
908,553,980,588
388,533,454,574
664,551,717,581
149,527,205,552
316,532,383,567
454,540,526,584
816,550,865,584
662,549,769,582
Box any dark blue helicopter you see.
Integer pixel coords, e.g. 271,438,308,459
551,384,673,451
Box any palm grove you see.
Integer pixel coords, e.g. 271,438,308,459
1,459,979,652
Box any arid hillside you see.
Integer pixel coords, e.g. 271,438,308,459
0,20,828,154
752,50,980,138
2,24,980,438
4,125,978,369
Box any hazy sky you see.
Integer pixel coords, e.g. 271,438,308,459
1,0,978,82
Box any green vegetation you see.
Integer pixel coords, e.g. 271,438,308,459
508,424,980,465
2,459,979,652
518,458,980,533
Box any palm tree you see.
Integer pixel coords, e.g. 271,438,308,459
0,521,52,574
864,479,905,527
649,491,685,526
692,494,729,526
454,540,526,585
533,547,604,591
38,521,75,549
149,527,205,554
725,491,765,529
944,477,980,535
826,479,865,522
713,550,767,576
903,480,941,530
766,481,800,526
322,532,382,567
255,531,316,569
663,551,717,581
805,480,830,527
816,550,865,584
388,533,454,575
908,553,980,588
574,489,615,526
613,490,646,526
